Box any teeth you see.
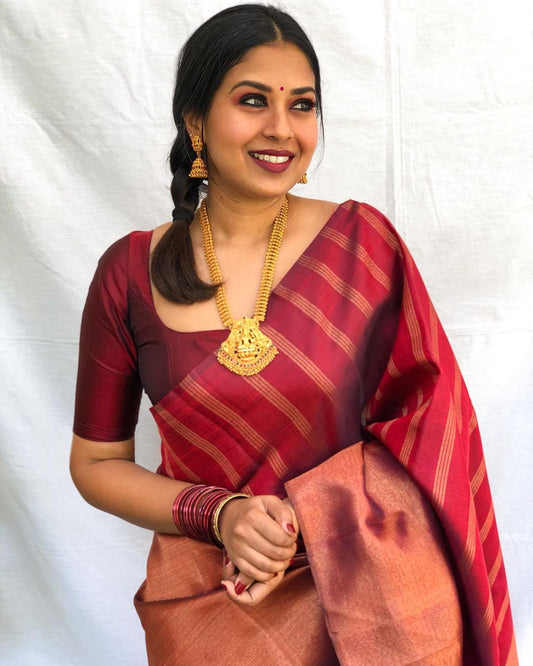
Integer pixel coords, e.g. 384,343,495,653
251,152,290,164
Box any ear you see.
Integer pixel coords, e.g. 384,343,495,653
183,111,204,139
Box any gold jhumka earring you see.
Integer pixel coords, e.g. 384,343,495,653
188,135,209,179
298,173,308,184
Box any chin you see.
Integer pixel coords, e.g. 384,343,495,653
248,175,298,199
213,169,296,200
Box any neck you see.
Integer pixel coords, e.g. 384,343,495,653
203,186,289,244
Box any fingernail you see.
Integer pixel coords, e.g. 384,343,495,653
273,572,278,577
235,581,246,595
220,582,228,591
286,523,296,534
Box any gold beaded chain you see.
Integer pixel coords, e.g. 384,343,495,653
199,197,289,376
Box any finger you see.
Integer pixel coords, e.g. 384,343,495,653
235,513,296,550
230,530,297,566
233,572,255,596
222,572,284,607
263,496,299,536
220,570,254,596
281,497,300,536
241,496,297,545
228,535,295,579
222,549,236,579
231,555,286,584
220,495,296,552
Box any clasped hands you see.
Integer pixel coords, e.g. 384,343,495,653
218,495,298,607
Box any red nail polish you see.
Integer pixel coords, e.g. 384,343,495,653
221,582,228,591
235,581,246,595
286,523,296,534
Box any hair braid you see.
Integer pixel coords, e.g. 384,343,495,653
150,132,217,304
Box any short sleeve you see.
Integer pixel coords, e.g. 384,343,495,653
73,234,142,441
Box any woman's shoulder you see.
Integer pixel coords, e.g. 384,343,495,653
149,222,172,253
97,229,151,262
326,200,402,250
290,195,392,226
292,198,405,274
90,229,154,293
289,194,338,220
292,196,398,242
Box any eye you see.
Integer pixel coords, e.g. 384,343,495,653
292,98,318,112
239,93,268,107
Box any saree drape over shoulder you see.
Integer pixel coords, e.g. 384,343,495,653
77,201,516,664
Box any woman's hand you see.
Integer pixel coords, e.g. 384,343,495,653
220,554,287,606
218,495,298,606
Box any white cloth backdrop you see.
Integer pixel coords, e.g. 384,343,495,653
1,0,532,663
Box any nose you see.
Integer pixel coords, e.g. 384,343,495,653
262,106,293,141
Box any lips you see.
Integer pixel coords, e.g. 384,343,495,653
249,150,294,173
250,152,290,164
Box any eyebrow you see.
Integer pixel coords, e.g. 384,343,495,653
229,80,316,96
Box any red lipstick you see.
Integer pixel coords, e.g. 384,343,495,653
249,149,294,173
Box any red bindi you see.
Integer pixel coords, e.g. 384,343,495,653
280,86,284,91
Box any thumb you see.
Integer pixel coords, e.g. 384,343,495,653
263,496,299,537
222,572,255,596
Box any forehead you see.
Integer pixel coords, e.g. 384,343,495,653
220,42,315,90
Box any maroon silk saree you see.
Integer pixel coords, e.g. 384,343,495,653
135,202,517,665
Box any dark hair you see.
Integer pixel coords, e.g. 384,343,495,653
151,3,322,304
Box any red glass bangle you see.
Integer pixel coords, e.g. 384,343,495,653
172,485,248,547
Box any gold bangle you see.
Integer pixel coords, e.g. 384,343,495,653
212,493,249,547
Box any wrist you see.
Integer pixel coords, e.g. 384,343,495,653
212,493,249,546
171,485,249,547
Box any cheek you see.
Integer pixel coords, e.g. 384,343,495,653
205,117,253,154
302,122,319,153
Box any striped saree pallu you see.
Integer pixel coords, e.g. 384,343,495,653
136,202,516,665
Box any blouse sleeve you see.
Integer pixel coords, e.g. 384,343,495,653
73,234,142,441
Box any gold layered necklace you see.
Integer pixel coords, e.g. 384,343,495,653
199,197,288,376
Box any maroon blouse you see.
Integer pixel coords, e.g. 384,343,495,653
74,230,227,441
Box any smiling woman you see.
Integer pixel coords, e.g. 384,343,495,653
70,4,517,665
191,42,318,199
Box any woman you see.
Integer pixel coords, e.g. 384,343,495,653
70,4,517,664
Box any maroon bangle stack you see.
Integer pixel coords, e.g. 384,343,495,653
172,484,243,547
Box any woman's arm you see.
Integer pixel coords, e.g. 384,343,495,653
70,434,188,534
70,433,297,604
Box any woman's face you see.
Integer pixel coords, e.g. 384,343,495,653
199,41,319,200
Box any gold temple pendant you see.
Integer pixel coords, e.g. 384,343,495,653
217,316,278,376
